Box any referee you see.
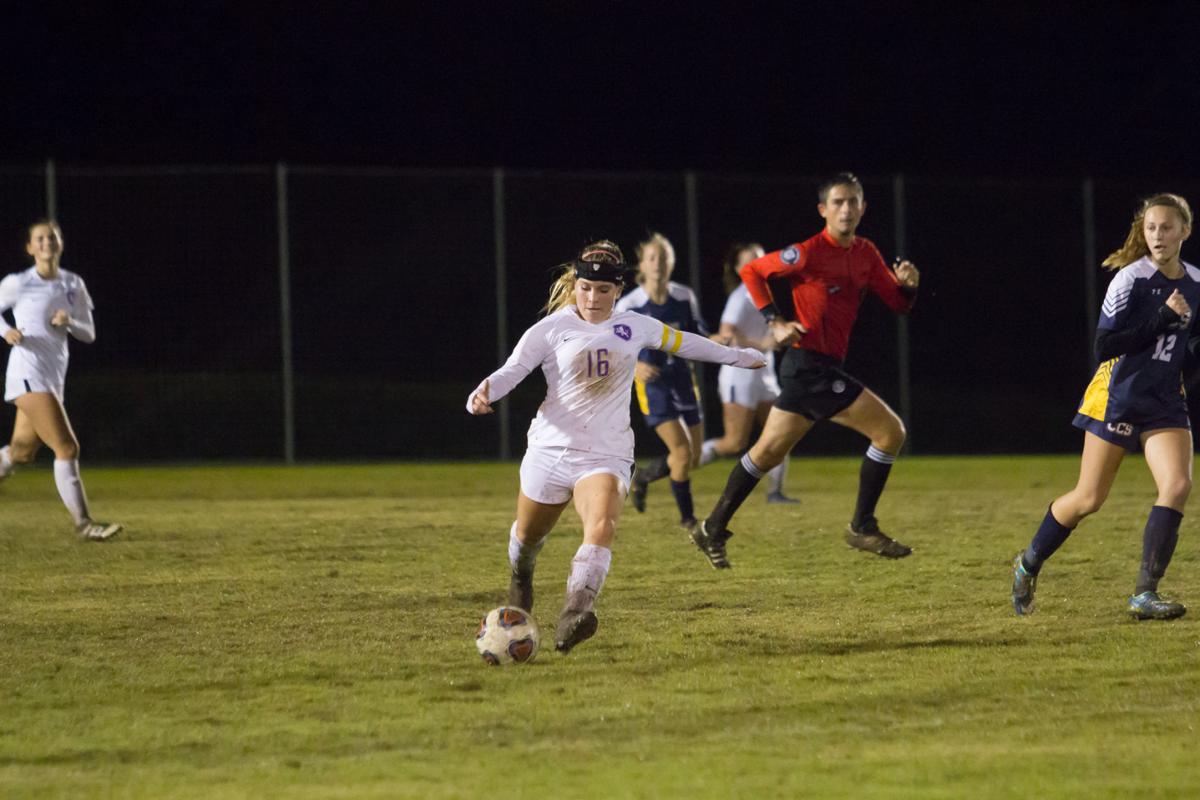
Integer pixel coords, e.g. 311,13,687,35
690,173,920,568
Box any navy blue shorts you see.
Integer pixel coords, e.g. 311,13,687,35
1072,412,1191,452
636,370,702,428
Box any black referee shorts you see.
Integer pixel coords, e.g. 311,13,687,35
775,348,864,421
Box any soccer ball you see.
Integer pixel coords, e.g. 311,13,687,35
475,606,540,665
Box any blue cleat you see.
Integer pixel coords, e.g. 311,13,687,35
1011,551,1037,616
1128,591,1187,621
766,491,800,504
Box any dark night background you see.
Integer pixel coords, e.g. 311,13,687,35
3,2,1200,460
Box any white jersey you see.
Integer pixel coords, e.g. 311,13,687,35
0,266,96,402
719,284,776,372
468,306,763,459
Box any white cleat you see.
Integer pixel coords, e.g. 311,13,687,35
77,521,122,541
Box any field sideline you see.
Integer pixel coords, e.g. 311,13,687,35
1,457,1197,798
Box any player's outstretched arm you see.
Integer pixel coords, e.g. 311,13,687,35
465,322,551,415
671,329,765,369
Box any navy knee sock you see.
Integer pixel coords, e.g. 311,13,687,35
1022,506,1073,574
670,480,694,524
1136,505,1182,595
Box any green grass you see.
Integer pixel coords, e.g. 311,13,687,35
1,457,1198,798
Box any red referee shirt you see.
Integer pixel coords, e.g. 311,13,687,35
739,229,915,361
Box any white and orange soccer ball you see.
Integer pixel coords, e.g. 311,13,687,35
475,606,540,665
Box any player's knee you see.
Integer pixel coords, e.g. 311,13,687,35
1073,491,1106,517
583,517,616,546
10,441,38,463
54,439,80,461
877,418,906,453
1160,476,1191,506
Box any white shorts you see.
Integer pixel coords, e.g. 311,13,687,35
519,446,634,505
4,373,63,403
718,363,780,409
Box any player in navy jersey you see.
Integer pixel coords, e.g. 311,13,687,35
1012,193,1198,620
467,240,764,653
616,233,709,529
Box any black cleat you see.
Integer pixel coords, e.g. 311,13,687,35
690,519,733,569
554,609,598,653
844,520,911,559
508,569,534,613
630,468,648,513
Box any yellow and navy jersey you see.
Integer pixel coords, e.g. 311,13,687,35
615,282,708,375
1077,257,1200,424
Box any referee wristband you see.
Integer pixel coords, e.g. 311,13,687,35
759,304,781,323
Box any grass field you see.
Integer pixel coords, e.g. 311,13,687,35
1,457,1198,798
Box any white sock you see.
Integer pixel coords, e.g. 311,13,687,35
508,522,545,574
564,543,612,612
53,459,91,526
0,445,12,478
699,439,719,467
767,458,788,495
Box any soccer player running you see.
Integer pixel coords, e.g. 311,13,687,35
467,240,764,653
690,172,919,568
618,232,709,529
1012,193,1198,620
0,219,121,540
698,242,798,504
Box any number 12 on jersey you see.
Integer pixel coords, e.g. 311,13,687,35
1152,333,1177,362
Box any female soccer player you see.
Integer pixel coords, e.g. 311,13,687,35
698,242,797,504
1012,193,1199,620
690,173,919,569
617,233,708,528
0,219,121,540
467,240,764,653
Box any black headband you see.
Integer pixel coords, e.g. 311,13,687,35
574,259,635,285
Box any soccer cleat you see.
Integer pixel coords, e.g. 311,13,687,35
77,521,121,541
1011,551,1037,616
630,468,648,513
1128,591,1187,621
554,609,598,653
690,519,733,569
766,491,800,505
843,521,911,559
508,569,534,613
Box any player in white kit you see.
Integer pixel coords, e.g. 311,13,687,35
700,243,798,503
467,240,764,653
0,220,121,540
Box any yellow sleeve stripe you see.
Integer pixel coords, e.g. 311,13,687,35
669,329,683,353
659,324,671,350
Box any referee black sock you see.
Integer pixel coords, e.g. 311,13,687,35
851,446,895,530
670,480,694,524
639,456,670,484
1136,505,1182,595
707,454,765,534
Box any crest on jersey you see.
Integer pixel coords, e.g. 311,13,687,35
613,324,632,341
781,247,800,264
